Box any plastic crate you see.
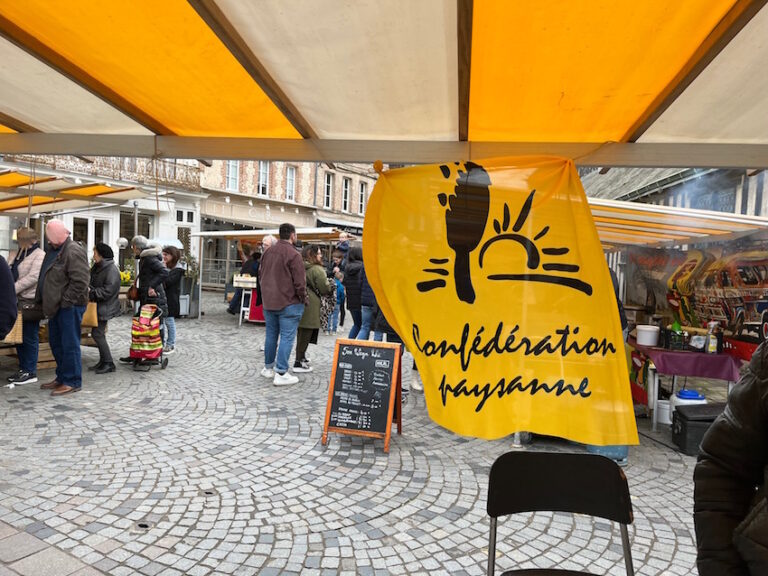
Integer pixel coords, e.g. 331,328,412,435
672,403,726,456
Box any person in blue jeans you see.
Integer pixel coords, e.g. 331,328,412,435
258,223,306,386
38,220,90,396
9,227,44,386
358,265,377,340
329,276,344,334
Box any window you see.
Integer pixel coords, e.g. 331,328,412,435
72,217,88,245
95,219,108,243
358,182,367,214
187,211,194,223
286,166,296,201
342,178,351,212
324,173,333,209
258,161,270,196
225,160,239,191
176,210,184,222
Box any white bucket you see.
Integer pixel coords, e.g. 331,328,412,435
657,399,672,425
670,390,707,416
636,325,660,346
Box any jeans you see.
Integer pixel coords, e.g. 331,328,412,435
91,320,113,364
263,303,304,374
228,288,243,312
16,319,40,374
48,305,85,388
373,331,384,342
347,309,362,339
358,305,376,340
165,317,176,347
330,303,340,332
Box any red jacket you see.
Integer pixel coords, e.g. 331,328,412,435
258,240,306,311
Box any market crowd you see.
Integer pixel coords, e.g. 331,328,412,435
1,220,184,394
247,224,406,387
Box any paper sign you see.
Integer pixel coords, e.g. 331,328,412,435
363,157,638,445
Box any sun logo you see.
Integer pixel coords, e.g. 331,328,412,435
417,164,593,299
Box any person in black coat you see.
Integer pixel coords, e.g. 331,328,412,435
88,243,121,373
162,246,183,354
131,236,169,317
342,246,363,338
0,255,17,340
694,342,768,575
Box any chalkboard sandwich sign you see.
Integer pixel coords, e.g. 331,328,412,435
322,339,402,452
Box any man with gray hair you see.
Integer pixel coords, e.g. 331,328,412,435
261,234,277,251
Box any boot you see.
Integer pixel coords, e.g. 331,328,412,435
95,362,116,374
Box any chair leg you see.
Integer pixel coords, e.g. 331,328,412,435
620,524,635,576
487,517,497,576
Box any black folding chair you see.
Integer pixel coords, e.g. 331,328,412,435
487,452,635,575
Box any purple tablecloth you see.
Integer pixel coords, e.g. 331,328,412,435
631,339,742,382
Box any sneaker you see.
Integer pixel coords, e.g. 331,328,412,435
411,376,424,392
163,345,175,355
273,372,299,386
8,371,37,385
293,360,313,373
118,356,133,364
260,367,275,379
7,370,22,383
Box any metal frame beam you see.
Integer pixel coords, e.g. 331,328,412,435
1,134,768,168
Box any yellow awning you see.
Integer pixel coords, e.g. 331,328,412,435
0,0,765,165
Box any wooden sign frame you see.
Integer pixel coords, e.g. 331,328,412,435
322,338,402,452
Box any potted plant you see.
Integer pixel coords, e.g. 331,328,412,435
180,252,200,317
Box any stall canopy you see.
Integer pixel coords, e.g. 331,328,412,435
0,1,766,167
590,198,768,248
0,168,145,214
191,227,354,244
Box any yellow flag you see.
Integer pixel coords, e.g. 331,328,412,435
364,157,638,445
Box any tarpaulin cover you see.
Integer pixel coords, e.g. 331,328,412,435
364,157,638,445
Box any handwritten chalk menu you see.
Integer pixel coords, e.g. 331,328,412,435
322,339,402,452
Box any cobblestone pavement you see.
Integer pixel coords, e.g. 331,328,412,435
0,294,702,575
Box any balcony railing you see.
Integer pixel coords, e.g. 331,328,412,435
3,154,201,192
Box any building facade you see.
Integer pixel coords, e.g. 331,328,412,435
0,155,205,266
199,160,377,284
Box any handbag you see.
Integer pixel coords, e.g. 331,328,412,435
127,285,139,301
81,301,99,328
19,299,44,322
1,314,23,344
310,280,337,328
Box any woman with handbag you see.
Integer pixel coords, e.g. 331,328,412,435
294,245,332,373
8,227,44,386
88,243,121,373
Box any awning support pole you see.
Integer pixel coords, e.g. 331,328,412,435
197,235,204,320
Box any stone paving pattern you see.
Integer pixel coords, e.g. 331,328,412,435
0,294,702,575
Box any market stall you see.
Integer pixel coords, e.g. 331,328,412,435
190,227,352,320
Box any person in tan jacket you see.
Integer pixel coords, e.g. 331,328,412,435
8,227,44,386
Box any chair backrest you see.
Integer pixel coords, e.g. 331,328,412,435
487,451,633,524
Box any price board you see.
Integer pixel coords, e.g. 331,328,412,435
322,339,402,452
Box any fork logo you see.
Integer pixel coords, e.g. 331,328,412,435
418,163,593,300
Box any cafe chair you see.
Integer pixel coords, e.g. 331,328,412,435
486,451,635,576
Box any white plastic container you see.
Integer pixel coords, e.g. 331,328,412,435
670,389,707,416
636,325,660,346
657,399,672,425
